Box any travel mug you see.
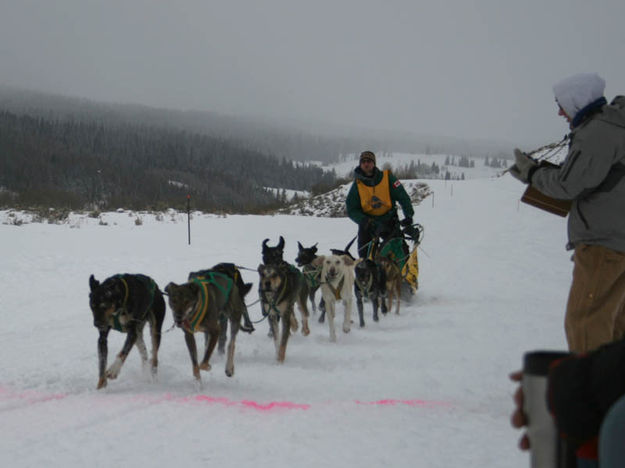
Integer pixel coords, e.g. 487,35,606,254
522,350,572,468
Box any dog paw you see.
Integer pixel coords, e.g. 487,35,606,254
199,362,211,371
302,326,310,336
373,314,379,322
225,368,234,377
343,325,351,334
97,378,107,389
106,357,123,379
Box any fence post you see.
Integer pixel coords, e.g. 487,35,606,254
187,194,191,245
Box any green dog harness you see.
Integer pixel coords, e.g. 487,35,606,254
186,272,233,332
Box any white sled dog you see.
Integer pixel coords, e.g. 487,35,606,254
312,254,355,342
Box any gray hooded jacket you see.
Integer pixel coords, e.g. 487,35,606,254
531,95,625,252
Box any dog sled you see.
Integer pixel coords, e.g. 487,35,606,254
368,223,424,301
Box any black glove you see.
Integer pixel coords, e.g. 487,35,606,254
400,217,413,227
404,224,420,243
509,149,538,184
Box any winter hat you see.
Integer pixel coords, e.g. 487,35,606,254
553,73,606,121
359,151,376,165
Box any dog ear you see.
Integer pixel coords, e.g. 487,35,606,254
297,241,303,251
278,236,285,250
312,244,318,254
262,239,269,251
342,255,355,267
258,264,265,274
311,256,325,267
89,274,99,291
164,282,177,295
241,283,253,297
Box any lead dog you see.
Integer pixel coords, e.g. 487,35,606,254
258,262,310,362
312,254,356,342
165,272,245,382
88,273,165,389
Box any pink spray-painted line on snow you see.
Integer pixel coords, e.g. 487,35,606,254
0,386,67,406
0,386,451,412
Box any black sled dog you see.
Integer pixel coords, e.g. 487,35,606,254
295,241,325,316
353,258,388,326
88,273,166,389
262,236,286,265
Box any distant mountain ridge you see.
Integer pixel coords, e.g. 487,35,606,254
0,94,337,212
0,85,514,163
0,85,513,213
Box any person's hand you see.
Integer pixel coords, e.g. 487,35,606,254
509,149,538,184
400,217,413,227
510,370,531,450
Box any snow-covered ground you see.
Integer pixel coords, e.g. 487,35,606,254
0,175,572,467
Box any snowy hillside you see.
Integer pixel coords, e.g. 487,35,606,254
327,151,508,179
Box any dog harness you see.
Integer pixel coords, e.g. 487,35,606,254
185,273,233,332
261,276,289,317
356,169,393,216
260,264,304,316
110,274,157,332
325,276,345,300
302,264,321,289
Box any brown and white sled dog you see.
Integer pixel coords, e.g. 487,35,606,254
88,273,165,389
164,272,245,382
258,262,310,362
378,257,402,315
312,254,356,342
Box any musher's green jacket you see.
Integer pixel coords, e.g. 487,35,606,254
345,166,414,228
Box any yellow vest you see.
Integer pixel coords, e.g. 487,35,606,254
356,170,393,216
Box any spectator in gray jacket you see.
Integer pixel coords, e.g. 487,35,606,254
510,73,625,353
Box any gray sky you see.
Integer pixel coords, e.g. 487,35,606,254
2,0,625,147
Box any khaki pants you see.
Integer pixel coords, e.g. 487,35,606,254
565,244,625,353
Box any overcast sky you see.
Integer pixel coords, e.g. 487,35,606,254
1,0,625,147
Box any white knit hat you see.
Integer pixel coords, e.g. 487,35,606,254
553,73,605,120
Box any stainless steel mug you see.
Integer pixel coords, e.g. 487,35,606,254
522,351,572,468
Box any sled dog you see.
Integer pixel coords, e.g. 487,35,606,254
88,273,165,389
312,254,356,342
